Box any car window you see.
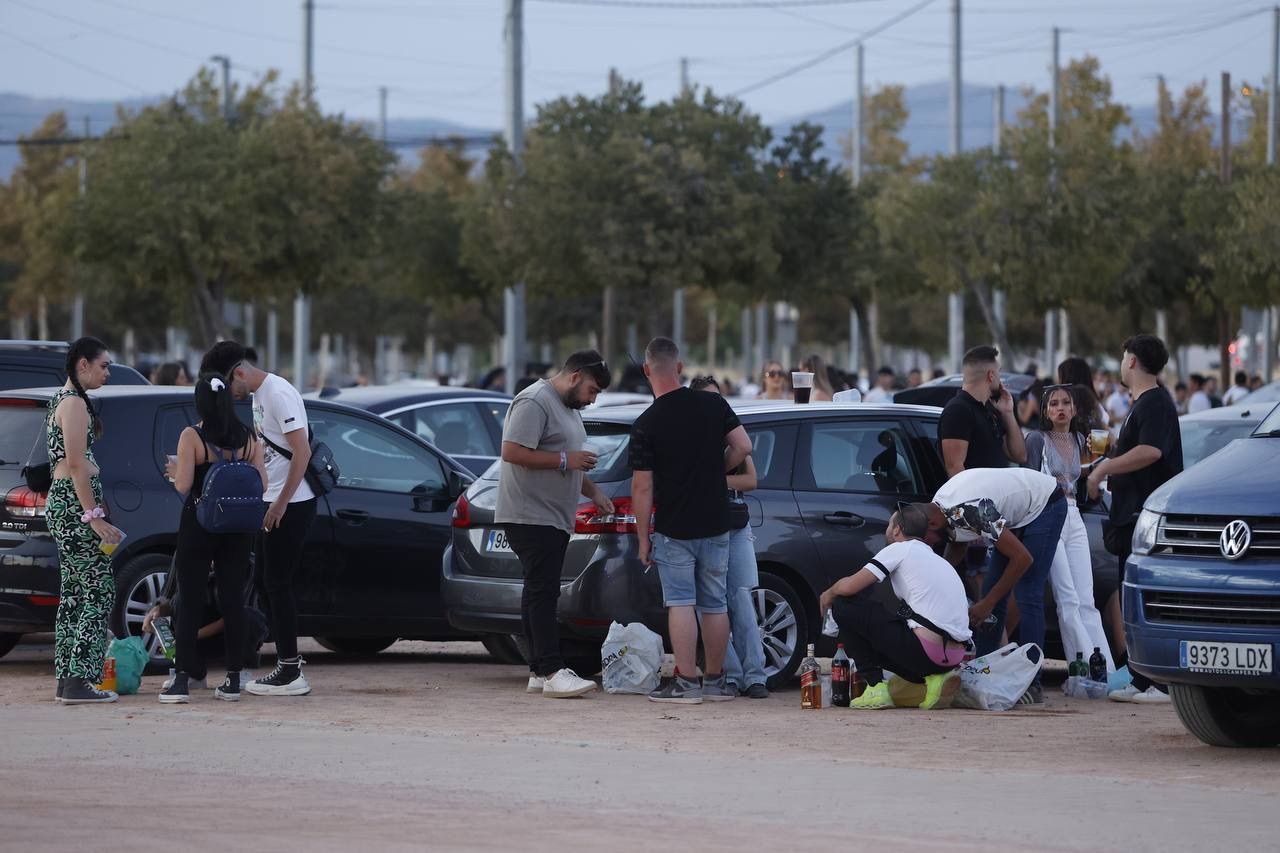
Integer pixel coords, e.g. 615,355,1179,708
153,405,196,467
804,421,922,494
310,408,446,493
400,403,498,458
747,424,798,490
0,400,49,464
0,367,62,392
1181,420,1258,468
481,400,510,430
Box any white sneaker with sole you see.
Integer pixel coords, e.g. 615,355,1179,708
526,675,546,694
1108,684,1140,703
1130,686,1171,704
542,668,597,698
244,660,311,697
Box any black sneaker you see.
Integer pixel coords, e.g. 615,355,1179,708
214,673,241,702
245,658,311,696
159,672,190,704
744,683,770,699
61,676,117,705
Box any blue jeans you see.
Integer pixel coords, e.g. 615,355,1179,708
653,531,730,614
721,526,767,689
976,495,1068,684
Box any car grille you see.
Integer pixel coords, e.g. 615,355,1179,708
1143,591,1280,627
1156,514,1280,558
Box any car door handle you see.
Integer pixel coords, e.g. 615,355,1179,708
336,509,369,523
823,512,865,528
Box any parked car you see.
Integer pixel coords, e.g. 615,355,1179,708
0,340,149,391
891,372,1037,408
1240,379,1280,407
312,386,510,477
0,386,474,662
1178,403,1268,469
442,400,1118,686
1124,401,1280,748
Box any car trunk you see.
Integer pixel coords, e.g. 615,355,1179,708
0,395,51,538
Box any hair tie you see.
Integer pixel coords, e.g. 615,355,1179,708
210,377,225,392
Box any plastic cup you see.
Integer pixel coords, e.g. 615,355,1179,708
792,371,814,404
100,531,125,556
1088,429,1109,456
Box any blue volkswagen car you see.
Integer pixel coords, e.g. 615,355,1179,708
1125,402,1280,747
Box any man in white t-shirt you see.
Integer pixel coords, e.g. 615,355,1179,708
1106,385,1132,437
923,467,1067,705
1186,374,1212,414
1222,371,1251,406
203,341,316,697
819,505,973,711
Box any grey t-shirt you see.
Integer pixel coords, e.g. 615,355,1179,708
494,379,587,534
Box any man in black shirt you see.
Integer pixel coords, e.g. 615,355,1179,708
938,345,1026,478
630,338,752,704
1087,334,1182,703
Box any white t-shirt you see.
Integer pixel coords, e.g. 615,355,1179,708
253,374,315,504
1222,385,1250,406
863,386,893,403
1187,390,1212,414
932,468,1059,543
865,539,972,642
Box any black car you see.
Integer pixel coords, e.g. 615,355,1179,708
0,340,149,391
312,385,510,477
0,386,472,661
443,400,1121,686
891,371,1037,408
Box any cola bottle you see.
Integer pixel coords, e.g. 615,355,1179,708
800,644,822,709
830,644,851,707
1089,647,1107,682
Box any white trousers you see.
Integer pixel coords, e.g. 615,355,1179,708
1051,504,1116,673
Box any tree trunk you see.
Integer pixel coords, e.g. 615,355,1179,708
967,277,1013,362
849,292,879,376
190,278,224,347
1216,302,1232,390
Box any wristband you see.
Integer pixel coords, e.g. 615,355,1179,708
559,451,567,472
80,506,106,524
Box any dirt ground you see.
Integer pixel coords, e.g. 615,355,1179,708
1,637,1276,852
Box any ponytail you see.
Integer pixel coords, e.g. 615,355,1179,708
65,336,107,439
194,372,249,450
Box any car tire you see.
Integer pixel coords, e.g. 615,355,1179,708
313,636,397,656
1170,683,1280,748
0,632,21,659
481,633,526,665
111,552,174,665
755,570,808,690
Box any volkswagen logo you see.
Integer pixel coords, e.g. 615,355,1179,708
1219,520,1252,561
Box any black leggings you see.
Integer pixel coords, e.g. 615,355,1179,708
831,590,956,686
258,498,317,661
175,504,252,681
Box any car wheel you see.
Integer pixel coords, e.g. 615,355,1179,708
313,636,397,656
754,570,808,690
0,632,21,659
111,553,174,665
1170,683,1280,748
481,634,526,665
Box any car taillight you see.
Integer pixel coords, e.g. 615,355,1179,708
574,496,653,535
5,485,47,518
452,492,472,528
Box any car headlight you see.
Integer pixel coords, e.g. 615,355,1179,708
1132,508,1161,555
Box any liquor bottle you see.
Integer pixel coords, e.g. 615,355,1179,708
830,644,850,707
1089,647,1107,682
800,644,821,709
1071,652,1086,678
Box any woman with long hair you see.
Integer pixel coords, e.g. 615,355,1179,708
48,337,124,704
757,360,788,400
160,373,267,704
801,354,835,402
1023,384,1115,675
1057,357,1107,431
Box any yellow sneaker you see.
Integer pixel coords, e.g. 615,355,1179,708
886,675,926,707
918,670,960,710
850,681,895,710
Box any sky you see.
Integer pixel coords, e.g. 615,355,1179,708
0,0,1275,133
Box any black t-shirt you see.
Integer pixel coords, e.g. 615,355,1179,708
629,388,742,540
938,390,1009,470
1109,385,1184,522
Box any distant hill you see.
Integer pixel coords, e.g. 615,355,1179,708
0,83,1159,178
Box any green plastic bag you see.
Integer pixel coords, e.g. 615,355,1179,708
107,636,149,695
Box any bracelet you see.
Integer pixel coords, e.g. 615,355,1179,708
80,506,106,524
558,451,567,472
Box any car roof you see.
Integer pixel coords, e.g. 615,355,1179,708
0,384,377,412
582,399,943,425
308,385,511,411
1179,402,1270,424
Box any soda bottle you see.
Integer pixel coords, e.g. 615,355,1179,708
800,644,822,709
96,656,117,693
1089,647,1107,682
830,644,850,707
1071,652,1086,677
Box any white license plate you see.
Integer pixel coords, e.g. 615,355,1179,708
485,529,513,554
1179,641,1273,675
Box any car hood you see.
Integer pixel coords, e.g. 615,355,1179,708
1147,436,1280,514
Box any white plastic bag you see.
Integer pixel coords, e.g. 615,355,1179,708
954,642,1043,711
1062,676,1108,700
600,621,664,695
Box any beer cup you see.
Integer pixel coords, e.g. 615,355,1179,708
792,371,814,404
1088,429,1110,457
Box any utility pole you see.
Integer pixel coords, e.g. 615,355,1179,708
211,55,232,120
501,0,527,390
992,84,1006,342
1154,73,1169,373
601,67,621,368
848,42,866,377
1044,26,1060,373
672,59,689,358
293,0,316,389
740,306,752,382
379,86,388,142
680,57,690,96
1220,70,1233,389
947,0,964,373
1265,6,1279,380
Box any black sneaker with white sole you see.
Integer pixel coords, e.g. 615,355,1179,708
61,676,117,705
159,672,191,704
245,659,311,696
214,673,241,702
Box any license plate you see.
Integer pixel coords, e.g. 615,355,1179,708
485,529,513,554
1179,641,1273,676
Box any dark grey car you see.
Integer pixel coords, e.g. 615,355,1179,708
442,400,1118,685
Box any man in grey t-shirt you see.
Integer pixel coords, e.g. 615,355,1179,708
495,351,614,699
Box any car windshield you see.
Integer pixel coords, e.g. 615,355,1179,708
1251,401,1280,436
1180,418,1258,468
1243,381,1280,405
478,424,632,483
0,400,47,465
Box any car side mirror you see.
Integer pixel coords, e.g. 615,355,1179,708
448,470,470,501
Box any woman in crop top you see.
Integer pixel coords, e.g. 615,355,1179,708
160,373,266,704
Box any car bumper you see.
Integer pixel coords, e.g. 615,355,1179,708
0,535,60,633
1124,553,1280,690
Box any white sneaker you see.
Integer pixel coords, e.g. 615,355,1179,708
526,675,546,694
1130,686,1171,704
244,660,311,697
1108,684,1140,703
542,668,598,698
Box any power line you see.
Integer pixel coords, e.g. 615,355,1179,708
0,29,149,93
530,0,895,7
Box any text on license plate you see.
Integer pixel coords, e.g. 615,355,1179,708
486,529,513,554
1179,641,1273,675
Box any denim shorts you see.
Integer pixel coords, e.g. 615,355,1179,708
653,531,730,614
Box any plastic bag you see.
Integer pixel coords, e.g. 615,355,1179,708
600,621,664,695
1062,676,1108,699
107,635,149,695
954,642,1043,711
